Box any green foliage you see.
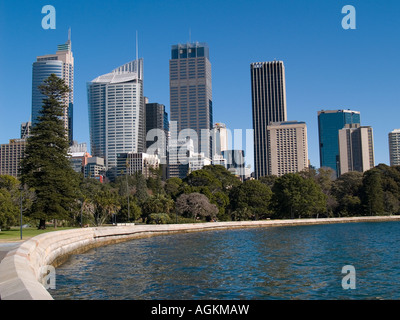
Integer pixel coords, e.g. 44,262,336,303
0,188,19,230
361,168,385,215
229,179,272,220
164,177,182,200
272,173,327,219
147,213,173,224
141,194,174,222
331,171,363,216
20,74,79,229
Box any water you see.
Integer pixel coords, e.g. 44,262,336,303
50,221,400,300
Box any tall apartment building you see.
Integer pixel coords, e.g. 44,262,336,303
338,124,374,175
32,35,74,144
317,109,360,174
389,129,400,166
266,121,308,176
169,42,213,157
87,59,145,179
251,61,287,178
0,139,27,177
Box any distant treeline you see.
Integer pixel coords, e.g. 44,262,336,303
1,163,399,230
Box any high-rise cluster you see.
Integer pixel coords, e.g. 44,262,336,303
0,35,392,182
251,61,309,178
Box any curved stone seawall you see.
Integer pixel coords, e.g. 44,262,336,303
1,215,400,300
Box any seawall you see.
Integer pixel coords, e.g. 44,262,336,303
1,215,400,300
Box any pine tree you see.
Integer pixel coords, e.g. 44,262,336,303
20,74,78,229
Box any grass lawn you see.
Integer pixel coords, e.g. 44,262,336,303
0,227,76,242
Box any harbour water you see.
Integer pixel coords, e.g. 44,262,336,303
50,221,400,300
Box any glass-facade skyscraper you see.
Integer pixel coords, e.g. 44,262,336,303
87,59,145,179
250,61,287,179
169,42,213,157
32,37,74,144
317,109,361,174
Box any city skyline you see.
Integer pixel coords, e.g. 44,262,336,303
1,0,400,171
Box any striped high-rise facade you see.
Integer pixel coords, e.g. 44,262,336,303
87,59,145,179
251,61,287,178
32,37,74,144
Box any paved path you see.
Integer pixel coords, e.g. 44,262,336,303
0,242,22,263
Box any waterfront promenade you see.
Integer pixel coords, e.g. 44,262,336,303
1,215,400,300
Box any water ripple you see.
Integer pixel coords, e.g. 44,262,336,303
50,221,400,300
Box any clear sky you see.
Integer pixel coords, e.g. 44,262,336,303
1,0,400,172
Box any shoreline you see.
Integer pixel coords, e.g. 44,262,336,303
1,215,400,300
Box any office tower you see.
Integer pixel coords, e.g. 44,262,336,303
317,109,360,174
20,122,31,139
338,124,374,175
32,35,74,144
169,42,213,157
146,102,169,153
389,129,400,166
251,61,287,179
0,139,27,177
266,121,309,177
212,123,228,158
87,59,145,179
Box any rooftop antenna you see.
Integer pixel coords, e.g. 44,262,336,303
136,30,138,61
189,28,191,43
68,27,71,41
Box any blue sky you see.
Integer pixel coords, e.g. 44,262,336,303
1,0,400,171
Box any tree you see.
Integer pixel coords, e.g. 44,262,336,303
20,74,79,229
141,194,174,222
361,169,385,215
331,171,363,217
229,179,272,220
176,193,218,221
272,173,327,219
0,188,19,230
164,177,182,200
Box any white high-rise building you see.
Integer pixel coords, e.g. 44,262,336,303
87,59,145,179
389,129,400,166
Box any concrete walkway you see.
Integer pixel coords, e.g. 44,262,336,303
0,242,21,262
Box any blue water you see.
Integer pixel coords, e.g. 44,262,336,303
50,221,400,300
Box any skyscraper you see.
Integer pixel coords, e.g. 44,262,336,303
267,121,309,176
32,35,74,144
251,61,287,178
389,129,400,166
317,109,360,174
87,59,145,179
169,42,213,157
338,124,374,175
145,102,169,153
